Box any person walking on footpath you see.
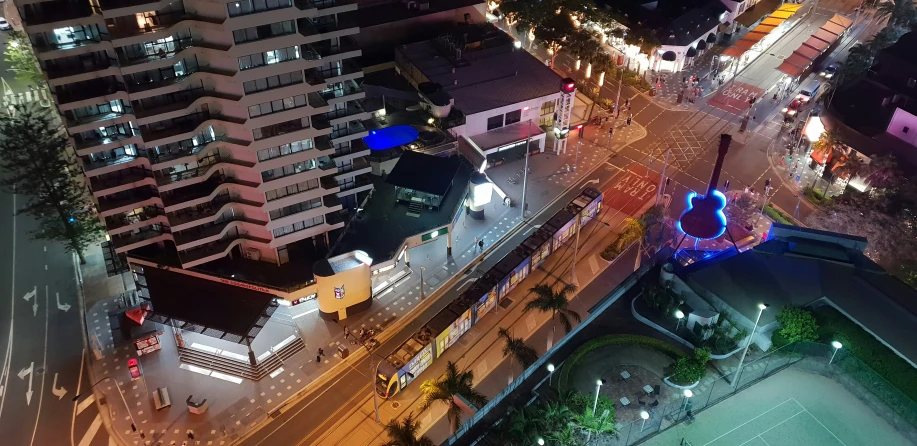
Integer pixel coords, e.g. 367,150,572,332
318,347,325,357
478,239,484,252
344,326,350,340
474,236,479,252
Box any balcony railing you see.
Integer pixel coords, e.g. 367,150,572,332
173,215,265,246
295,0,358,11
141,111,245,144
339,172,372,191
156,156,255,187
45,57,118,80
179,233,270,265
134,88,241,120
112,227,171,250
298,15,358,38
161,175,258,208
35,37,109,54
336,156,369,175
329,120,366,139
302,36,360,61
321,82,363,102
97,187,159,213
99,0,170,11
105,206,166,231
56,81,126,105
82,153,144,172
73,131,138,151
23,3,99,26
67,108,134,128
167,194,262,227
89,167,154,192
108,11,224,40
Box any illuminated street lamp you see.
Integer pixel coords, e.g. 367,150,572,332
640,410,650,431
675,310,685,331
734,303,769,387
682,389,693,411
547,363,555,386
593,379,606,414
537,438,545,445
829,341,843,364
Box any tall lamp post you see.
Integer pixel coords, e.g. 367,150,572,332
733,303,769,387
547,363,556,386
639,410,650,431
829,341,843,364
675,310,685,331
682,389,693,411
73,376,139,434
419,266,426,300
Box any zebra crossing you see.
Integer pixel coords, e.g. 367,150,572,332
1,77,53,111
74,393,112,446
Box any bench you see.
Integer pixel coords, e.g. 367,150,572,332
153,387,171,410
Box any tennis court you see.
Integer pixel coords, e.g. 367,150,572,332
698,398,844,446
642,368,912,446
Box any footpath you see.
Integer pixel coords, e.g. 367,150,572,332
77,121,648,446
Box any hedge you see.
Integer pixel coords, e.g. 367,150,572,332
763,205,793,226
815,307,917,402
558,335,684,390
803,186,832,206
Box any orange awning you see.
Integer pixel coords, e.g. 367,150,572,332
813,29,839,45
723,3,802,62
723,46,746,58
777,61,805,78
829,13,853,29
803,35,831,51
821,21,846,37
795,45,821,60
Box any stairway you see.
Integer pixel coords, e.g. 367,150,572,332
407,201,423,216
177,337,306,380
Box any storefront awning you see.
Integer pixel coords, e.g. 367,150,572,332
795,44,821,60
696,39,708,50
786,53,814,70
776,13,852,78
686,47,697,58
776,60,805,78
707,33,718,43
813,29,840,46
803,35,831,51
829,13,853,29
723,3,802,60
821,21,846,37
662,51,677,61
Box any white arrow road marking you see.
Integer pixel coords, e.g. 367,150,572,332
22,286,36,302
56,293,70,312
582,178,600,186
19,361,33,405
51,373,66,400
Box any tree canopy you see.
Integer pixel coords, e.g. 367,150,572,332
3,31,44,86
0,105,103,263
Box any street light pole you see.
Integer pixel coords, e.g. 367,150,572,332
675,310,685,331
547,363,555,387
733,303,769,387
682,389,693,411
640,410,650,431
592,379,605,414
829,341,843,364
570,214,582,286
419,266,426,300
520,120,532,219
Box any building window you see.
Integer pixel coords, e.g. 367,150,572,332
243,71,304,94
272,215,324,237
252,117,310,141
904,126,910,134
227,0,292,17
248,94,308,118
238,46,300,71
257,139,313,162
487,115,504,131
264,178,320,201
540,100,556,116
268,197,322,220
261,158,318,182
504,109,522,126
233,20,295,44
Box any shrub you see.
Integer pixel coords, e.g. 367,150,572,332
763,205,794,225
600,242,622,261
564,391,615,419
775,307,819,343
669,347,711,385
558,335,685,390
803,186,832,206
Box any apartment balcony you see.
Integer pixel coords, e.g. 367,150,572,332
320,82,364,105
302,36,361,64
319,174,340,193
105,206,168,235
118,40,230,74
82,153,149,176
297,15,359,44
328,120,367,143
149,136,250,170
334,156,370,180
312,101,368,129
66,108,135,134
157,157,257,192
45,58,121,87
294,0,358,15
112,228,173,253
35,38,113,61
22,3,102,31
89,167,156,197
322,193,342,213
134,89,243,124
318,59,363,84
168,195,263,232
330,138,370,163
73,132,142,156
336,172,373,198
174,216,268,250
98,0,188,19
55,81,127,107
108,12,225,46
178,233,271,268
97,187,162,217
140,111,246,147
161,174,260,212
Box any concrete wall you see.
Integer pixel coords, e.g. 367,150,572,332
356,5,486,64
463,93,559,137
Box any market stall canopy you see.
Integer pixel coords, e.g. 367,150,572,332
777,12,852,77
721,3,802,59
776,60,805,78
829,14,853,29
662,51,677,61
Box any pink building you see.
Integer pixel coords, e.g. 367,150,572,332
17,0,376,272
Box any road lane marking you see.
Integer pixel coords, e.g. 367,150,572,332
28,285,51,446
77,414,103,446
0,191,17,423
76,393,95,415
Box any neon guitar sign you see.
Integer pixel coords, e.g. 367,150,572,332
677,134,731,240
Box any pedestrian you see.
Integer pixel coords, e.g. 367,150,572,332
318,347,324,356
733,192,739,203
478,239,484,251
744,186,749,194
683,76,687,83
316,355,321,364
344,326,349,339
474,236,479,251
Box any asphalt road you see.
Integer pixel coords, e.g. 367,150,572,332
0,191,109,446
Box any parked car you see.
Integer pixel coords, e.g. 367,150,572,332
128,358,142,380
820,64,838,79
0,18,11,31
782,99,803,116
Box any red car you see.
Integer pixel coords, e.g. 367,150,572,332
128,358,142,380
782,99,802,116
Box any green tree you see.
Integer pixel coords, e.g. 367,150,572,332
536,12,577,67
867,25,907,53
839,43,875,81
876,0,917,27
540,400,574,435
419,361,488,433
670,347,711,385
497,327,539,380
382,412,435,446
548,424,580,446
572,406,617,444
862,154,902,190
0,105,103,264
525,283,582,342
775,307,819,343
3,31,44,86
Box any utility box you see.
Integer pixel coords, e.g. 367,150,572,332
338,345,350,359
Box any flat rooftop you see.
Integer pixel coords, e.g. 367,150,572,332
329,158,472,262
397,24,561,115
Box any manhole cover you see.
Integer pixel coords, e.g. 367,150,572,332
390,401,401,410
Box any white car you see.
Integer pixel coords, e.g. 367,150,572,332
820,65,837,79
0,18,10,31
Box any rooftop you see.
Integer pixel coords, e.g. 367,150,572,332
660,1,729,47
386,150,462,196
677,224,917,367
396,24,562,115
830,77,908,136
329,159,472,261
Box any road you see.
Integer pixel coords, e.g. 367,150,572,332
0,191,110,446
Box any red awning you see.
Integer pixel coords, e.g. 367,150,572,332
777,60,805,78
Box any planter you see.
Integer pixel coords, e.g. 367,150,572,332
660,263,674,283
663,376,700,390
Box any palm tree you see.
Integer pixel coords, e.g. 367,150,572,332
497,327,538,381
876,0,917,27
840,43,874,80
525,283,582,346
382,412,435,446
419,361,489,434
573,408,618,444
549,424,580,446
540,400,574,434
863,154,902,190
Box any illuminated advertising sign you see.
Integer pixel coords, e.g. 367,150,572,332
476,288,498,321
472,182,493,207
421,227,448,243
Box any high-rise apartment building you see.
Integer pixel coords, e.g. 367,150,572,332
17,0,374,269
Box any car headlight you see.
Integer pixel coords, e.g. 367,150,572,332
788,110,796,116
820,72,826,77
782,108,788,113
